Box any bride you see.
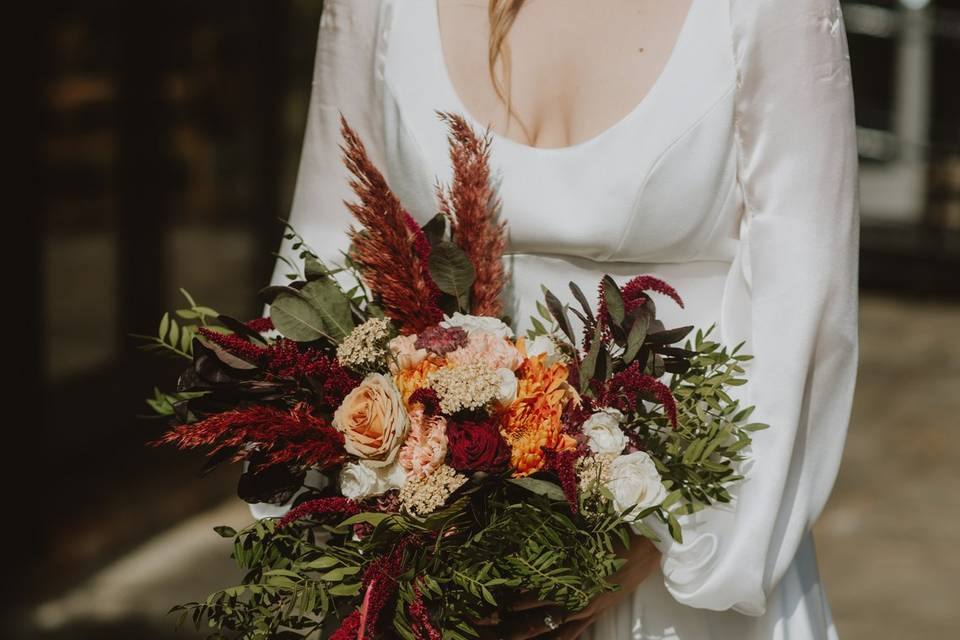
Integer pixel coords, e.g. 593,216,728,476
265,0,860,638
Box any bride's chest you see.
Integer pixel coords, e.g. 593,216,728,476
378,0,742,264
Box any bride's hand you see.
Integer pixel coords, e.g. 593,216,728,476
474,532,661,640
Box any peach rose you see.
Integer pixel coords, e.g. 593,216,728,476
388,334,428,373
333,373,409,467
398,406,448,480
447,331,523,371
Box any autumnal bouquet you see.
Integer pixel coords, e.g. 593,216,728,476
145,113,766,639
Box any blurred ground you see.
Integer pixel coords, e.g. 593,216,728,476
14,292,960,639
814,294,960,639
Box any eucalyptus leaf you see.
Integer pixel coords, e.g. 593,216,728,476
543,287,575,343
507,477,566,502
299,279,354,341
579,325,603,393
269,292,328,342
568,281,594,322
601,275,625,325
304,256,328,281
647,325,694,345
624,312,650,363
428,241,476,309
422,213,447,247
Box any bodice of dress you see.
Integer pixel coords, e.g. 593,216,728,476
383,0,741,268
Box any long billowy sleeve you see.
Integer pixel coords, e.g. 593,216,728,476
250,0,389,520
651,0,860,614
270,0,389,281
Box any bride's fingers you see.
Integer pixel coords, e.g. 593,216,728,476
472,610,502,625
500,606,569,640
508,592,557,612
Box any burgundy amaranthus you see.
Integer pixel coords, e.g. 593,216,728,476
435,111,507,317
264,339,359,407
599,362,679,427
339,115,443,333
545,448,584,514
197,327,267,364
343,535,423,640
329,611,361,640
153,402,346,469
595,274,686,343
245,317,274,332
276,497,360,530
409,578,441,640
408,387,442,416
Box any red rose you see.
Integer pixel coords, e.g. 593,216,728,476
446,416,510,473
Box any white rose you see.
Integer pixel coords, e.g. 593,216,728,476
441,312,514,339
606,451,668,519
494,367,518,405
339,461,408,499
339,461,380,499
375,461,408,493
526,334,561,365
582,408,628,455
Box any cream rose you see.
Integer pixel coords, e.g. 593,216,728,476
388,334,428,373
333,373,409,467
526,334,562,365
339,461,379,499
339,460,407,499
441,312,514,339
494,367,518,406
583,408,628,455
446,331,523,371
606,451,668,518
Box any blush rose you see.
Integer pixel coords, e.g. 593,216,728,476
333,373,409,467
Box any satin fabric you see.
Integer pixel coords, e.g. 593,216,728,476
263,1,859,637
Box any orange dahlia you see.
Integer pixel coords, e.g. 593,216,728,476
499,352,577,476
394,358,443,406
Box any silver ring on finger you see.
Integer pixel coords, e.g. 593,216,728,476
544,613,561,631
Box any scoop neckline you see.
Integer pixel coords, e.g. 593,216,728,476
430,0,699,154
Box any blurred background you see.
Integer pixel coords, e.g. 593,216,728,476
11,0,960,638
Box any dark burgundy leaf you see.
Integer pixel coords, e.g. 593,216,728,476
237,463,305,505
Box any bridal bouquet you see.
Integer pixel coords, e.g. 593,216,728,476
145,113,766,639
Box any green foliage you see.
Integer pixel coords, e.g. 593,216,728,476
133,289,224,360
428,241,476,312
145,387,207,416
173,480,643,639
628,324,768,529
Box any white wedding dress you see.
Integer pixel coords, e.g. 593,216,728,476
265,1,860,638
